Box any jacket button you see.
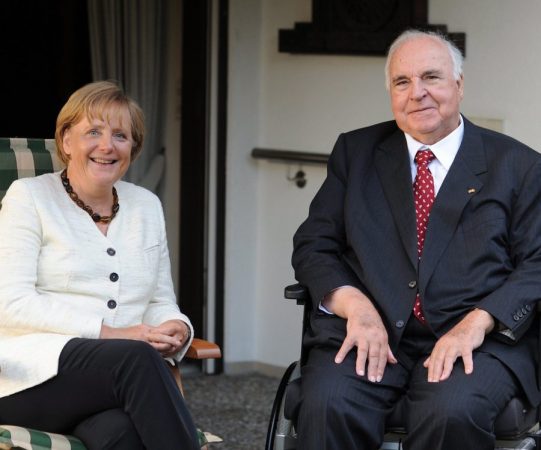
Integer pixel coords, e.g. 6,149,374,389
517,311,524,318
521,307,528,315
106,248,116,256
408,281,417,289
395,320,405,328
525,304,532,312
513,314,520,321
109,272,119,282
107,299,117,309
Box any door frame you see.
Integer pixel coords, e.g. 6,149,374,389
180,0,227,373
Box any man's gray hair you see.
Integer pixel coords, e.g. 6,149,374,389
384,29,464,91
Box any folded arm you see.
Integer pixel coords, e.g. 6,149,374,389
140,199,194,359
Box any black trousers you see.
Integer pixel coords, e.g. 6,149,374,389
0,338,200,450
296,317,520,450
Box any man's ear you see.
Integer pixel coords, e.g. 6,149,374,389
457,74,464,100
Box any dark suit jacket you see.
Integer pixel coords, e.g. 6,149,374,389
293,117,541,405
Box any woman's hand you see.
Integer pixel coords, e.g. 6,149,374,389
100,320,190,357
151,320,191,357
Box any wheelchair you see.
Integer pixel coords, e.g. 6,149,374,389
266,284,541,450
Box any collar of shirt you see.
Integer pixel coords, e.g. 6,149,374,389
404,114,465,195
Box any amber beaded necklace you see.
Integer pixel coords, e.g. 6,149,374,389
61,169,120,223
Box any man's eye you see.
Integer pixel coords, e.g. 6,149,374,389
114,133,127,140
88,129,100,136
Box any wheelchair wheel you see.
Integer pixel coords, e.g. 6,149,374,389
265,361,301,450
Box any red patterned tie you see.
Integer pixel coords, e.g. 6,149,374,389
413,149,436,324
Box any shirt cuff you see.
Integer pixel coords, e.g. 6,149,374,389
319,285,353,315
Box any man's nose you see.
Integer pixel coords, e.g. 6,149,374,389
410,78,427,100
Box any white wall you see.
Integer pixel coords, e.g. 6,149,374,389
224,0,263,364
225,0,541,371
429,1,541,149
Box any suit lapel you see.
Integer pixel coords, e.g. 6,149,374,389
419,119,487,290
375,130,418,268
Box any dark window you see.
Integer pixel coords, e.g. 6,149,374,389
0,0,92,138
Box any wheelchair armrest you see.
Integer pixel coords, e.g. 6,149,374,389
284,283,309,305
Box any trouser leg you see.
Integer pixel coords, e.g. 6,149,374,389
296,346,409,450
60,338,200,450
72,409,144,450
403,352,520,450
0,338,200,450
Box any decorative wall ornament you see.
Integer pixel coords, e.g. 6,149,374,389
279,0,466,56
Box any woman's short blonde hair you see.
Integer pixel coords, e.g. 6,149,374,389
55,81,145,165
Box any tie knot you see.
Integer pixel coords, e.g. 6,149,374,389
415,149,436,167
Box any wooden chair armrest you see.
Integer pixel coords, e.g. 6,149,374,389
186,338,222,359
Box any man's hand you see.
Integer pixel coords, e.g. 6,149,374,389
423,308,495,382
324,287,397,382
100,320,190,357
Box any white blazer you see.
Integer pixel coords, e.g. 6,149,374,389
0,172,193,398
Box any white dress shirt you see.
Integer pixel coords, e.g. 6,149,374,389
405,115,464,195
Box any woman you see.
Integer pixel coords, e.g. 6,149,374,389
0,81,200,449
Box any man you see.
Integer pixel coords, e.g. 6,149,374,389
292,29,541,450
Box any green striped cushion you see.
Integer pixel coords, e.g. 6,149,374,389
0,425,208,449
0,138,63,202
0,425,85,450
